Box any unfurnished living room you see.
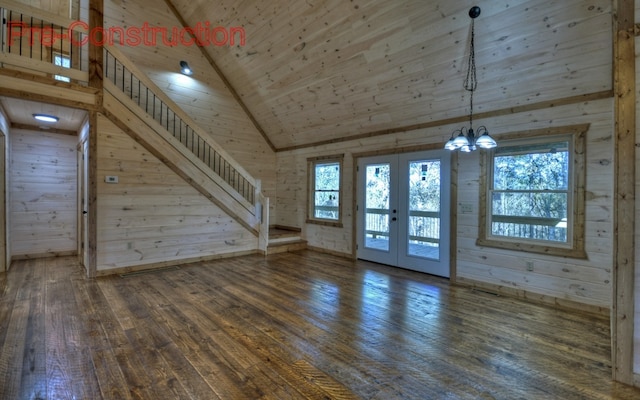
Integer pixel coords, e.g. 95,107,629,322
1,0,640,399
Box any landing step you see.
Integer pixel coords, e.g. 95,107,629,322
267,239,308,254
267,227,306,254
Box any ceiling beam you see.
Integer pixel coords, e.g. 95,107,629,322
163,0,277,152
10,122,77,136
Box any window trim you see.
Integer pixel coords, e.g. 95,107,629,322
477,125,588,258
306,154,344,227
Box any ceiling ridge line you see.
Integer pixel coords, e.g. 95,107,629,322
163,0,277,153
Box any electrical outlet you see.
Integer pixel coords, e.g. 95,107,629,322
127,242,133,250
105,175,119,184
460,203,473,214
526,261,534,272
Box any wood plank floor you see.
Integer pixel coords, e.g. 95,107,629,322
1,251,640,399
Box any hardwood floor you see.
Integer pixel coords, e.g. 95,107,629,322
1,251,639,399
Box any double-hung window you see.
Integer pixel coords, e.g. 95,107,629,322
307,155,343,227
478,126,587,258
53,52,71,82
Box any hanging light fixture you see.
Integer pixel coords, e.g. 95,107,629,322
444,6,497,153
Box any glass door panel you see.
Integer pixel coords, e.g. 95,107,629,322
364,163,391,252
407,160,441,260
357,155,398,266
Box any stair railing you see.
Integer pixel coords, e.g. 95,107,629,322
103,44,257,206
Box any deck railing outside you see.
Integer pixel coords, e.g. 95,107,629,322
490,215,567,242
364,208,441,245
104,47,256,205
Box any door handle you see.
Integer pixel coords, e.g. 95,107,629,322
82,211,88,215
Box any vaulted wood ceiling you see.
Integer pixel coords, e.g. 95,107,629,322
167,0,612,150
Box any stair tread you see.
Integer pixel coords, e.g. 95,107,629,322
269,228,301,239
268,239,307,247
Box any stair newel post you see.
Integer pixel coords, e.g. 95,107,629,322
258,196,270,255
254,179,262,222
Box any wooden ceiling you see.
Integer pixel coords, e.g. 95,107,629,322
0,97,87,134
167,0,612,150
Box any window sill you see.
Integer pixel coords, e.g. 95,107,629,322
306,219,344,228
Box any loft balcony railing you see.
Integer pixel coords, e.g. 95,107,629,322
0,0,88,82
103,46,256,205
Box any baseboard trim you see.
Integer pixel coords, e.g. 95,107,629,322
307,245,354,260
96,250,258,277
11,250,77,261
455,276,609,317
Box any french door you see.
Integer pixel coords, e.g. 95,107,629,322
356,150,451,277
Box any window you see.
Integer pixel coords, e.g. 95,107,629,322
307,155,343,226
53,53,71,82
478,125,587,258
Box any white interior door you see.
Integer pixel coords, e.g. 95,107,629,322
357,150,451,277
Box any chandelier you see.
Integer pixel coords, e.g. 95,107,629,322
444,6,497,152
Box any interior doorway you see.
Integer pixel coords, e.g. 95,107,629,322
356,150,451,277
0,96,88,267
77,134,90,270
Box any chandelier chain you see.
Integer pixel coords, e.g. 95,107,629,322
464,18,477,129
443,6,497,152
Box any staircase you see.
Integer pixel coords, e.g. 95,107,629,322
267,227,307,254
0,3,271,250
102,45,267,237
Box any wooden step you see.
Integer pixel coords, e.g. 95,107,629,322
267,239,308,254
267,226,306,254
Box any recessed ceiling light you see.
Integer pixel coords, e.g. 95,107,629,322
33,114,59,123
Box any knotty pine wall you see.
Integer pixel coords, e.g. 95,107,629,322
633,0,640,378
9,128,78,258
95,114,256,272
102,0,277,222
277,98,615,309
0,106,8,271
17,0,76,18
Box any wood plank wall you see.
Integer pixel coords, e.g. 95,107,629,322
95,114,256,273
633,0,640,382
12,0,74,18
276,98,615,310
0,105,8,271
102,0,277,222
9,128,78,259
